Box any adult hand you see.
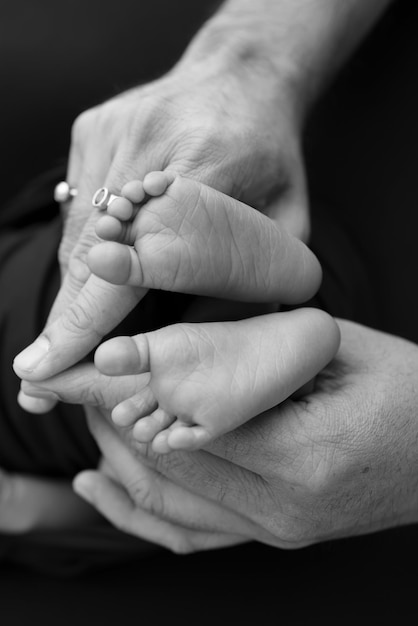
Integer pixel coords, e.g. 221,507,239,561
61,65,307,278
22,318,418,548
13,62,308,413
48,0,392,343
13,0,392,408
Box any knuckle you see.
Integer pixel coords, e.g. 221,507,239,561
71,107,98,145
129,99,159,140
87,382,107,408
176,123,229,165
66,242,98,285
68,230,100,265
130,99,231,173
130,475,164,517
66,254,87,285
61,298,99,339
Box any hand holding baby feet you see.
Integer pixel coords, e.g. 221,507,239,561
94,308,340,453
89,171,322,305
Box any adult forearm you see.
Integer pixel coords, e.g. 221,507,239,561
178,0,393,121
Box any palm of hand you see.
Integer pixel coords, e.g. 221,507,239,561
107,319,418,548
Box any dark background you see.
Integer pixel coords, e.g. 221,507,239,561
0,0,220,202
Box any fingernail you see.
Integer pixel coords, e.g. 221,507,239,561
13,336,50,373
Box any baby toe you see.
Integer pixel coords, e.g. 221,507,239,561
122,180,145,204
133,408,175,443
143,171,175,196
95,215,124,240
107,197,134,221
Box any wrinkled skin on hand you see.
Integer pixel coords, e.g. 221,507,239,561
14,65,310,398
23,319,418,550
56,63,308,315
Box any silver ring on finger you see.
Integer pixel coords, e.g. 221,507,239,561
92,187,122,211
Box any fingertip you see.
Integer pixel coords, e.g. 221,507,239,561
73,470,98,501
13,336,50,377
17,390,57,414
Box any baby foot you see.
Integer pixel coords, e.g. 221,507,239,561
94,308,340,453
89,171,322,305
94,173,175,241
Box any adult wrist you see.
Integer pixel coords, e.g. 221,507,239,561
175,15,307,128
175,0,393,128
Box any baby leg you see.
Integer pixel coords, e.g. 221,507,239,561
94,308,340,453
89,171,322,305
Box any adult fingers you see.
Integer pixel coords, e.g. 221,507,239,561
15,116,122,412
84,408,261,539
55,108,112,294
88,409,282,538
13,275,146,383
20,362,149,412
92,411,310,549
73,469,245,553
16,141,155,391
59,108,158,299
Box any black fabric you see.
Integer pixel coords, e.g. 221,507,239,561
0,0,222,204
0,171,98,476
306,0,418,343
